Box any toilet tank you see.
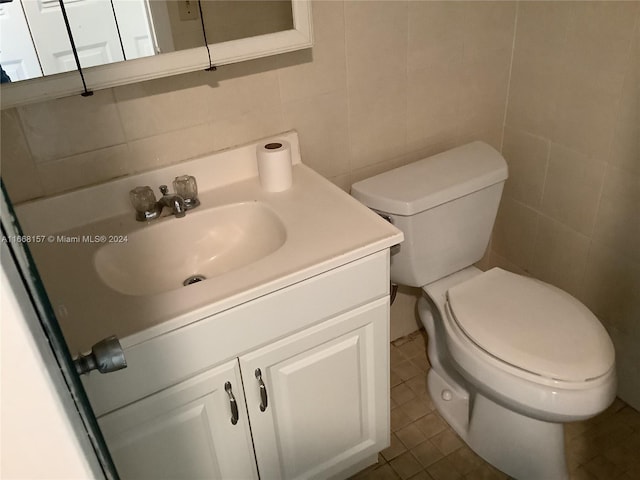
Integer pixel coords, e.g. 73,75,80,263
351,141,508,287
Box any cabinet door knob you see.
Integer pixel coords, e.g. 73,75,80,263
255,368,268,412
224,381,239,425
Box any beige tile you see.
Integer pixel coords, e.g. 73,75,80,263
391,360,422,383
501,126,550,208
447,446,484,476
491,197,539,272
390,286,422,342
610,119,640,176
396,424,428,450
390,370,403,389
458,46,510,150
114,71,212,141
569,466,598,480
513,1,572,57
122,61,284,140
345,0,407,92
0,108,44,203
582,455,625,480
550,72,622,160
407,1,465,72
410,440,444,469
461,1,517,61
580,242,640,331
354,463,400,480
391,345,409,367
540,145,606,236
382,433,408,462
429,429,463,456
398,397,432,423
210,105,285,152
36,145,130,196
425,455,464,480
566,430,602,472
486,251,530,276
560,2,639,89
391,407,413,433
127,123,217,174
406,471,435,480
391,383,417,407
348,80,407,169
18,89,125,163
592,166,640,262
277,0,346,103
406,62,462,153
456,125,504,153
462,463,508,480
615,27,639,132
614,406,640,431
505,47,564,138
389,451,422,480
398,334,427,360
414,412,448,439
459,48,511,115
282,89,350,178
405,374,429,398
328,173,352,193
530,214,590,298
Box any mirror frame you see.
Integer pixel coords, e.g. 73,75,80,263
1,0,312,109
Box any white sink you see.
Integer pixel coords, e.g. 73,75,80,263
94,201,286,296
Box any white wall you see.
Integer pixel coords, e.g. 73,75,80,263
0,251,101,479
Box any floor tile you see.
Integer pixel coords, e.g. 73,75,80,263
351,330,640,480
389,451,423,480
410,440,444,469
382,433,408,462
396,423,429,450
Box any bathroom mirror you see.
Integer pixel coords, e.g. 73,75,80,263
0,0,312,108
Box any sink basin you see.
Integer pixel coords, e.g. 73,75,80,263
94,202,286,296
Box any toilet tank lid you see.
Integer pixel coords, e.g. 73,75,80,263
351,141,508,216
447,268,615,382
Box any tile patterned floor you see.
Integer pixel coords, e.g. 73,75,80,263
350,330,640,480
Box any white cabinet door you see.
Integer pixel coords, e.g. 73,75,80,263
241,298,390,480
21,0,125,74
98,359,258,480
0,1,42,80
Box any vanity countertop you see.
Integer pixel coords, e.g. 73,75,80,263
17,132,403,353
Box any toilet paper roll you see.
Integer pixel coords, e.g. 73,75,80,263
256,140,292,192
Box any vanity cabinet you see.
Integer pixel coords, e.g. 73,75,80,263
89,251,391,480
98,360,258,480
242,299,388,480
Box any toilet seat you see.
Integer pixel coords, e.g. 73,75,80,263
424,268,617,421
445,268,614,383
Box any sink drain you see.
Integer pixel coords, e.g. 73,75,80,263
183,275,206,286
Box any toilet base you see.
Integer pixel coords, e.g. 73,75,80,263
427,368,569,480
427,369,469,438
428,368,569,480
467,394,568,480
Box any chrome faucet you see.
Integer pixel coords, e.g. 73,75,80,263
129,175,200,222
157,185,186,218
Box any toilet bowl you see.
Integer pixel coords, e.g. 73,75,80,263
351,141,616,480
419,267,615,480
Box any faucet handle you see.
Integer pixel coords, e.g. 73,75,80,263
130,186,161,221
130,186,157,211
159,185,169,195
173,175,200,210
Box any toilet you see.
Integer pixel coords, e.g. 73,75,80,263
351,141,616,480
